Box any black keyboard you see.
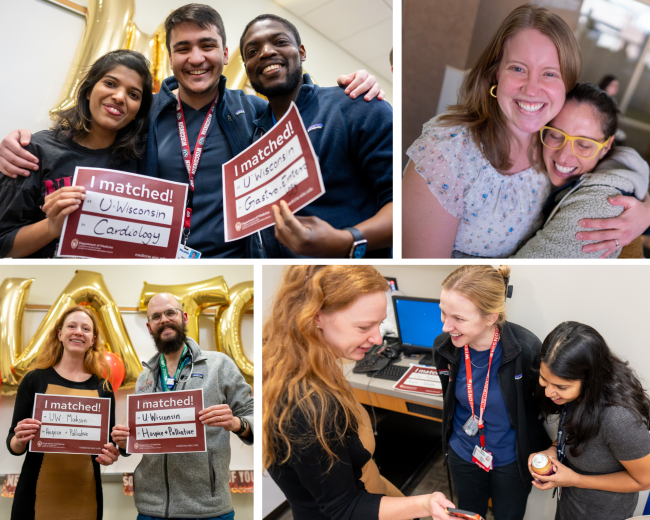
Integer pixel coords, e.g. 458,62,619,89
370,364,409,381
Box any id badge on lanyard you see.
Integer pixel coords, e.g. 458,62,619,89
464,327,499,472
175,92,219,250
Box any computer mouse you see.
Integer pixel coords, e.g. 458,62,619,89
383,347,400,359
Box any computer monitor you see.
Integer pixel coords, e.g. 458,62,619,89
391,295,444,365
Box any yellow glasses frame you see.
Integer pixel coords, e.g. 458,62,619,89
540,126,612,160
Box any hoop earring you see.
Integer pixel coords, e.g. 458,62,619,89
490,85,497,98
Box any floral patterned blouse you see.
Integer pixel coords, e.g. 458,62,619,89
406,121,551,257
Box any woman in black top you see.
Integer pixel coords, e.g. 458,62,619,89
7,306,118,520
263,265,455,520
0,49,153,258
529,321,650,520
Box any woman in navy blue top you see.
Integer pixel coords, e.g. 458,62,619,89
434,265,551,520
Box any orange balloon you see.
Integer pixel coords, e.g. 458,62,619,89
104,352,126,392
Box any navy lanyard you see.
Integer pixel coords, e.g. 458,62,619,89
553,405,568,499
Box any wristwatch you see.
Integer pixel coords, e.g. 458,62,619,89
234,416,249,435
343,227,367,259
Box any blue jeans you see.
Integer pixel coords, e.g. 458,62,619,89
137,512,235,520
448,445,531,520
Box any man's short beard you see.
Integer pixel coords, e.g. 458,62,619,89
152,321,188,355
250,65,303,98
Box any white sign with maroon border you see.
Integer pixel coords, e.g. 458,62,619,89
221,102,325,241
57,167,188,259
126,389,206,454
393,364,443,395
29,393,111,454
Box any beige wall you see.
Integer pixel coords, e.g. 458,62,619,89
402,0,480,166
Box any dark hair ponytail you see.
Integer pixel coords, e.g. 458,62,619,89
537,321,650,457
53,49,153,164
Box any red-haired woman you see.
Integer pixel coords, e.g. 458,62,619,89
263,265,455,520
6,306,119,520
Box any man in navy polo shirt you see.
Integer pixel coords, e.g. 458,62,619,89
240,15,393,259
0,4,383,258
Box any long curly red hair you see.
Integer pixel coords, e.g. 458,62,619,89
263,265,389,470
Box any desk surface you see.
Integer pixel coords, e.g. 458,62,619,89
343,355,444,408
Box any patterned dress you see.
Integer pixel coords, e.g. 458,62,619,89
406,121,550,257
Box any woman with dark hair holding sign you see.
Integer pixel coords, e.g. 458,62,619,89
434,265,551,520
0,49,153,258
529,321,650,520
6,306,118,520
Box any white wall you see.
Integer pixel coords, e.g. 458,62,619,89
261,264,650,519
0,0,392,140
0,263,255,519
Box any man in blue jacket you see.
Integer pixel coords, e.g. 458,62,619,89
0,4,382,258
240,15,393,258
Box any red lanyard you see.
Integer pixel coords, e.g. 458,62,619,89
175,92,219,239
464,326,499,448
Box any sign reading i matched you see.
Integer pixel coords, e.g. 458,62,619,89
126,389,206,454
30,394,111,455
222,102,325,242
57,167,188,259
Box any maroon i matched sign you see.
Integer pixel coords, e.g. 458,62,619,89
126,389,206,454
30,393,111,455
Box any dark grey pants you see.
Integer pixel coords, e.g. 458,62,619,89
448,445,532,520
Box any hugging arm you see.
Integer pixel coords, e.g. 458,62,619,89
337,70,385,102
513,185,625,258
576,193,650,257
402,160,459,258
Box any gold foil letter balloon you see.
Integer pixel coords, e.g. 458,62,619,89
11,271,142,389
0,279,34,396
139,277,230,343
216,282,254,386
51,0,172,113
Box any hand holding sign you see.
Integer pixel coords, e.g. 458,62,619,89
43,186,87,236
272,200,352,257
198,403,237,430
96,443,120,466
12,418,41,451
111,424,129,451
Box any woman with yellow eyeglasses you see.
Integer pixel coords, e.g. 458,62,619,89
513,82,649,258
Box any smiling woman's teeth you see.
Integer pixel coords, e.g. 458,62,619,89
554,162,577,174
105,106,122,115
516,100,544,112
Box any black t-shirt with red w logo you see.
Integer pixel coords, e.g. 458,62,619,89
0,130,138,257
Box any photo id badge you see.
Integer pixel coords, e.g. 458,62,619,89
463,415,479,437
177,244,202,259
472,445,493,472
